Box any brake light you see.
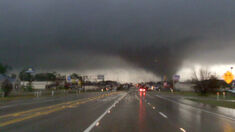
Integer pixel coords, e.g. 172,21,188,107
139,88,146,92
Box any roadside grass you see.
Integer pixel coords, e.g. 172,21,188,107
0,90,106,103
188,98,235,109
155,91,235,100
0,95,35,102
0,91,70,103
154,91,235,109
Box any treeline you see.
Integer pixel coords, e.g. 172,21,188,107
19,71,60,81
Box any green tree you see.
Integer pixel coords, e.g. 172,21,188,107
34,73,56,81
10,73,17,79
71,73,80,79
1,80,13,97
19,69,33,81
0,63,11,75
192,68,221,94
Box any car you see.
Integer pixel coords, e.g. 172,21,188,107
228,88,235,94
139,87,146,92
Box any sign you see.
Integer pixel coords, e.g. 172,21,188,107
97,75,104,80
163,82,168,87
223,71,234,84
67,75,71,82
173,75,180,82
163,75,167,81
26,68,34,73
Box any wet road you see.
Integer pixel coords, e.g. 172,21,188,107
1,90,235,132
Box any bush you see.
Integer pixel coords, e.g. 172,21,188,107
193,76,221,95
23,83,34,92
57,85,65,90
192,68,221,95
1,80,13,97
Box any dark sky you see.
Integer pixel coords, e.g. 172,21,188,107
0,0,235,79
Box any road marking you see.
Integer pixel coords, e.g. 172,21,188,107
0,96,95,119
180,128,186,132
159,112,168,118
84,93,127,132
0,98,65,110
155,95,235,121
0,93,117,119
0,92,120,127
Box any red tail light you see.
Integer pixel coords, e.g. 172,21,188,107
139,88,146,92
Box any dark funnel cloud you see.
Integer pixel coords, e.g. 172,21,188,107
0,0,235,78
119,38,195,77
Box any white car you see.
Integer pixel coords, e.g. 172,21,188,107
228,88,235,94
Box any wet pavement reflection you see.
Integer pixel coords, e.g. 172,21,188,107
138,92,147,132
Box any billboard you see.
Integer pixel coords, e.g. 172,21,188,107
173,75,180,82
97,75,104,80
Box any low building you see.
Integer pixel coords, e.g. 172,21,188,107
20,81,55,90
174,82,195,91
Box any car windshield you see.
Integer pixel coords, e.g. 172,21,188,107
1,0,235,131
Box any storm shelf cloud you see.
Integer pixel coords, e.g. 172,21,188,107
0,0,235,81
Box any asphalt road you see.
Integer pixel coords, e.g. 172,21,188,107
1,89,235,132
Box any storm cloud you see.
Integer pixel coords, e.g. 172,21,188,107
0,0,235,78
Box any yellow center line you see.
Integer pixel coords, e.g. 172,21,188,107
0,93,112,119
0,92,120,127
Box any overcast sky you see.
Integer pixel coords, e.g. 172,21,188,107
0,0,235,82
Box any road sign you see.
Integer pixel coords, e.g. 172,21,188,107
97,75,104,80
173,75,180,82
26,68,34,73
163,75,167,81
223,71,234,84
67,75,71,82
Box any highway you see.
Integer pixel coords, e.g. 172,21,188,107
1,89,235,132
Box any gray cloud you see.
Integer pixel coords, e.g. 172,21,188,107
0,0,235,78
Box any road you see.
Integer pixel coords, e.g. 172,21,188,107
1,89,235,132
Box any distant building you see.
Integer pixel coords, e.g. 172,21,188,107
174,82,195,91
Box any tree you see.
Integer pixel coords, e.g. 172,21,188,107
1,79,13,97
34,73,56,81
71,73,81,79
0,63,11,75
10,73,17,79
192,68,221,94
19,69,33,81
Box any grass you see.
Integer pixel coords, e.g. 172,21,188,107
155,91,235,100
189,98,235,109
0,95,35,102
153,90,235,109
0,90,104,103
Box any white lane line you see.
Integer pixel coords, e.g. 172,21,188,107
135,95,140,101
155,95,235,121
159,112,168,118
84,93,127,132
179,128,186,132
